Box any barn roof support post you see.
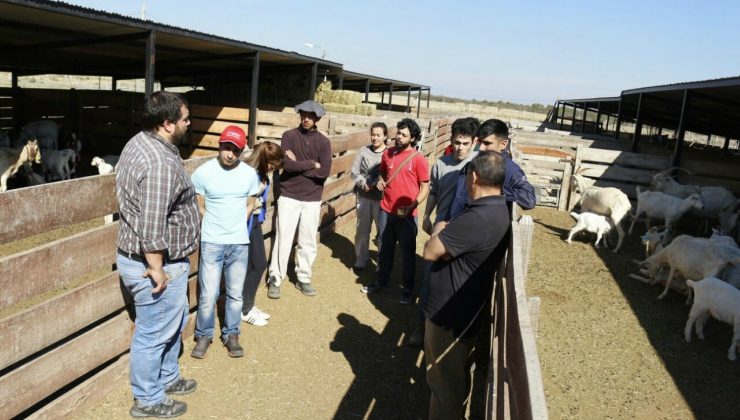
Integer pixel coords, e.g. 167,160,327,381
388,83,394,111
144,30,156,99
571,103,577,131
426,88,431,108
416,87,422,118
248,51,260,149
337,70,344,90
364,79,370,103
631,93,644,152
673,89,691,166
559,102,565,129
111,77,117,91
309,62,318,100
614,98,623,140
406,87,411,112
605,114,610,133
594,102,602,134
723,136,731,154
381,91,385,105
550,101,559,124
11,72,18,89
579,103,588,134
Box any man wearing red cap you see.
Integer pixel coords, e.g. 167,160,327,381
267,100,332,298
190,125,261,359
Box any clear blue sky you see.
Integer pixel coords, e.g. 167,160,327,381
61,0,740,104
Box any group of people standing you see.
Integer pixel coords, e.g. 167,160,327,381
351,116,536,419
115,89,535,419
115,92,332,417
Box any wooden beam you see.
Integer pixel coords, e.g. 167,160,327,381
249,52,260,149
144,31,156,98
614,98,622,140
631,93,644,152
309,62,318,100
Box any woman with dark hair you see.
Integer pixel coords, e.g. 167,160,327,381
241,141,284,326
350,122,388,269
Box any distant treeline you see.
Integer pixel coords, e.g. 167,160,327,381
414,93,551,114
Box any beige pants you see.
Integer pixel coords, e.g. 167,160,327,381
268,196,321,285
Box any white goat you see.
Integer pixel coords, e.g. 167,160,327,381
650,167,736,232
639,235,740,300
100,154,120,169
570,168,631,252
0,140,41,192
92,156,116,224
92,156,115,175
14,120,59,151
685,277,740,361
566,211,612,248
628,187,704,235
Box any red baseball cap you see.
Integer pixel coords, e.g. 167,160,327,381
219,125,247,150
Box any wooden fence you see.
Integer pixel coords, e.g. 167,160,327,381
0,114,546,418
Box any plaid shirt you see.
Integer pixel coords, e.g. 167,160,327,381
116,131,200,260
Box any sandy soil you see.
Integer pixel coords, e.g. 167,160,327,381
73,206,740,419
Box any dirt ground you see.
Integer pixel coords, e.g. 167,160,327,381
74,206,740,419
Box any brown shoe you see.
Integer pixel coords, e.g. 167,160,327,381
190,336,211,359
224,334,244,358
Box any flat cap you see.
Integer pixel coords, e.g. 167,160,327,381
294,100,326,118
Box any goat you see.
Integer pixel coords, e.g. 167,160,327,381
570,167,631,252
42,148,77,181
638,235,740,301
92,156,116,224
13,120,59,151
0,140,41,192
100,154,120,169
566,211,612,248
685,277,740,361
628,187,704,235
640,226,668,257
650,167,736,232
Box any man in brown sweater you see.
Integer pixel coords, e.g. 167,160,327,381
267,100,332,298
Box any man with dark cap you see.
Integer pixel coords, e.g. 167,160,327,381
267,100,332,298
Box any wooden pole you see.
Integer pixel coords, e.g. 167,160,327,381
673,89,691,166
144,30,156,98
614,98,622,140
248,52,260,149
309,62,318,99
631,93,644,152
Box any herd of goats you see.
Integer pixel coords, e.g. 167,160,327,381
565,165,740,361
0,120,117,192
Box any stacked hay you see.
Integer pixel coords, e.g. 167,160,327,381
316,81,375,116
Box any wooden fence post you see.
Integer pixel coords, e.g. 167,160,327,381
559,161,572,211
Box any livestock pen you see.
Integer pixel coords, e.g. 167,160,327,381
0,110,546,419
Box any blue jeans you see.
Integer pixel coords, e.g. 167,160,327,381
377,211,418,292
118,253,190,406
195,241,248,340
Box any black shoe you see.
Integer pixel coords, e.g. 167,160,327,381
224,334,244,358
164,377,197,396
190,336,211,359
361,282,386,294
399,290,414,305
130,396,187,418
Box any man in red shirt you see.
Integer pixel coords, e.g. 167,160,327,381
361,118,430,304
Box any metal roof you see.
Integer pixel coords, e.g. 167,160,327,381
557,76,740,139
0,0,429,96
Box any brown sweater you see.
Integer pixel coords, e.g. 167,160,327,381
278,127,332,201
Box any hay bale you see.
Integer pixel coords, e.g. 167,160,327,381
323,103,356,114
355,103,375,116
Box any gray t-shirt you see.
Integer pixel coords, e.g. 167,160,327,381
351,145,386,200
429,152,475,223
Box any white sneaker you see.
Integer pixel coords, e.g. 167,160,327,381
251,306,271,320
241,309,268,327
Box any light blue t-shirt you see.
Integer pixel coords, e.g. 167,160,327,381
191,158,261,244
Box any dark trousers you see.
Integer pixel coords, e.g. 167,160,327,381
243,215,267,314
377,210,417,292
